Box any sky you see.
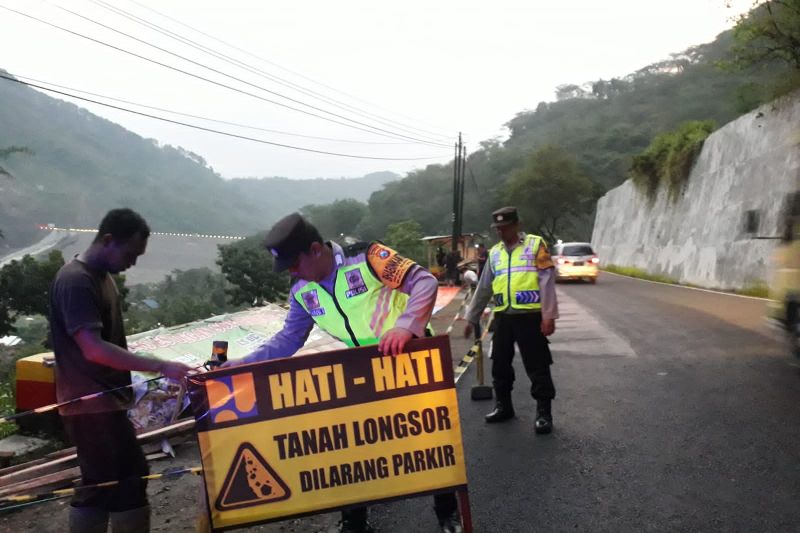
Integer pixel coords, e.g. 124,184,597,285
0,0,755,180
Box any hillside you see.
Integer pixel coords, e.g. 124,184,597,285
227,171,398,224
355,28,800,242
0,71,397,249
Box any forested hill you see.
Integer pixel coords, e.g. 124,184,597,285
355,25,800,243
226,171,398,226
0,70,398,249
502,31,787,191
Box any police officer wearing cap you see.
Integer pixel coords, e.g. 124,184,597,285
228,213,463,533
463,206,559,434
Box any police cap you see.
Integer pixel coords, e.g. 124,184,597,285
491,206,519,227
263,213,323,272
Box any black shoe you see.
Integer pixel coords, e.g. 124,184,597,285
535,400,553,434
485,401,515,423
438,510,463,533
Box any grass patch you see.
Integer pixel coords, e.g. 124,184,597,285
0,342,49,439
603,264,678,284
0,380,16,439
734,283,770,298
604,265,771,298
630,120,715,201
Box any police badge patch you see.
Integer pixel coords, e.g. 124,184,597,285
344,269,368,298
301,290,325,316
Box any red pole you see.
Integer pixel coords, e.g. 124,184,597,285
457,488,474,533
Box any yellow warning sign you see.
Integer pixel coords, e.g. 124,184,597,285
188,336,468,531
215,443,290,511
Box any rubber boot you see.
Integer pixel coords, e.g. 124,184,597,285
485,392,514,423
339,507,374,533
535,399,553,434
69,506,109,533
110,505,150,533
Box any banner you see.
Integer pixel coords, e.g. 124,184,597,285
125,305,345,431
188,335,468,531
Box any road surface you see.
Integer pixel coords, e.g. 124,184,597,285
3,276,799,532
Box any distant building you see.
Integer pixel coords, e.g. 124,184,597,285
0,336,22,347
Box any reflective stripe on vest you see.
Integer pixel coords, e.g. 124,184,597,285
294,259,410,347
490,234,542,312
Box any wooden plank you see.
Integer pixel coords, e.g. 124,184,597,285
0,466,80,499
0,447,180,499
0,457,48,477
0,419,195,488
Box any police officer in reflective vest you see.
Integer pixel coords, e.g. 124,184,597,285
230,213,463,533
464,206,559,433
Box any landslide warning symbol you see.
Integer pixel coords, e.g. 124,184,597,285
215,442,291,511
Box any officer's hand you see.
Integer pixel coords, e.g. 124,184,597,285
221,354,258,369
159,360,195,381
463,322,474,339
541,318,556,337
379,328,413,356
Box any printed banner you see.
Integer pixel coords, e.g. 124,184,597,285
187,335,468,531
125,305,345,431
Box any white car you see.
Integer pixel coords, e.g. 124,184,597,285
552,242,599,283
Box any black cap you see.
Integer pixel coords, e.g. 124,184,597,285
263,213,322,272
491,206,519,227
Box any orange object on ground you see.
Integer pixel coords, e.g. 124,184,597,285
434,286,461,314
15,352,56,411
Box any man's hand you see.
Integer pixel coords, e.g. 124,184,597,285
159,360,195,380
379,328,413,356
463,322,474,339
541,318,555,337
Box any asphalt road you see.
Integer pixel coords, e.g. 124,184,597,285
372,273,800,532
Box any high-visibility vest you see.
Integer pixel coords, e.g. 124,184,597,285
293,247,412,347
489,234,543,313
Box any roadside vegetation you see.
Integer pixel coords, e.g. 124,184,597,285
603,265,771,298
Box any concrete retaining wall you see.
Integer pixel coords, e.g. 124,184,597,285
591,93,800,289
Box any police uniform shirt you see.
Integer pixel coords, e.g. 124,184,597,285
464,233,559,324
243,241,438,363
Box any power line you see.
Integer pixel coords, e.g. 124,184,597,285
0,4,452,148
124,0,455,139
0,74,451,161
46,1,452,148
13,73,421,145
88,0,454,144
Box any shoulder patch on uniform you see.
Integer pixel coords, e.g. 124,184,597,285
536,240,554,269
367,242,415,289
342,241,370,257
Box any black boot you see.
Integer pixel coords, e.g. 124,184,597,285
535,399,553,434
485,394,514,423
339,507,374,533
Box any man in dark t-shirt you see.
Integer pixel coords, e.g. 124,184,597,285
49,209,192,533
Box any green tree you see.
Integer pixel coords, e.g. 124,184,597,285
300,198,368,240
0,146,31,179
383,220,425,264
0,250,64,335
730,1,800,70
0,146,31,239
125,268,243,333
504,145,595,243
217,235,289,307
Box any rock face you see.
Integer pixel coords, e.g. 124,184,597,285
591,92,800,290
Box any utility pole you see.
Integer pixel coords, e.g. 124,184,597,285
457,144,467,239
451,132,463,253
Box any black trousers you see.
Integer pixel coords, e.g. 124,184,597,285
491,312,556,400
62,410,149,512
342,492,458,525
